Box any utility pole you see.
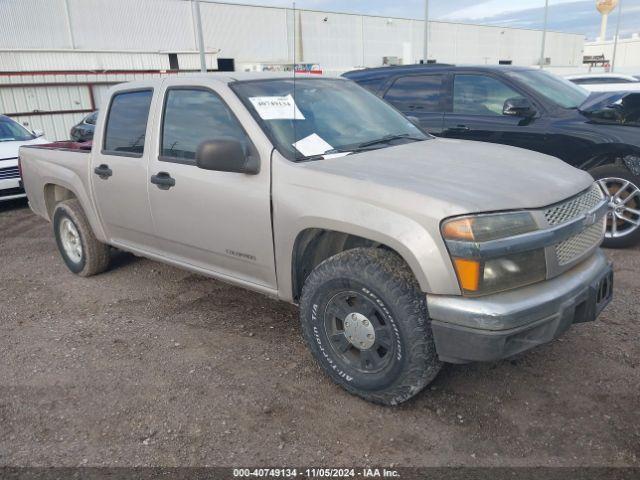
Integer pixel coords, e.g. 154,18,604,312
611,0,623,72
193,0,207,72
423,0,430,63
539,0,549,68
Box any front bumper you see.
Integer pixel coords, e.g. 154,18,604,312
427,250,613,364
0,178,26,202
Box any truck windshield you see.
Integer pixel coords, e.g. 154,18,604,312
0,117,36,142
504,70,589,109
231,78,429,161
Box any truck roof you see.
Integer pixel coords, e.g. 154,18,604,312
116,72,340,90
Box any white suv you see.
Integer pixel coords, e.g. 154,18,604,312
0,115,48,202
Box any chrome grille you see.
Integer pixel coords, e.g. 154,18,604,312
0,166,20,180
555,221,605,266
544,184,604,226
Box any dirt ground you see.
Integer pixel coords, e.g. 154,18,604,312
0,198,638,468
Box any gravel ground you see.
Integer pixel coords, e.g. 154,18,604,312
0,198,638,468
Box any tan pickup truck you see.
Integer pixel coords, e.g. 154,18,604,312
20,73,613,405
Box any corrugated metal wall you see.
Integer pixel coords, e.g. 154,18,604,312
0,0,585,70
0,72,174,140
0,0,587,139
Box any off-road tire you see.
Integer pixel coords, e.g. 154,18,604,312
590,164,640,248
53,199,111,276
299,247,442,405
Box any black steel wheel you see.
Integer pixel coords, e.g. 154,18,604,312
299,247,442,405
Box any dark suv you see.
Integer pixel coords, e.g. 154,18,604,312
344,65,640,247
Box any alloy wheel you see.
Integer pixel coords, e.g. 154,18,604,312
598,177,640,239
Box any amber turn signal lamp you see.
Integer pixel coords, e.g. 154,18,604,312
442,218,475,241
452,258,481,292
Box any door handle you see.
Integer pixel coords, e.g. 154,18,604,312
448,125,470,132
150,172,176,190
94,164,113,179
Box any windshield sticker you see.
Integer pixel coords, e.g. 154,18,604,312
249,94,305,120
292,133,333,157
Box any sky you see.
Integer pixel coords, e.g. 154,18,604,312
218,0,640,40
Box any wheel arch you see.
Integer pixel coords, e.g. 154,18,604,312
289,226,447,303
579,143,640,174
42,181,108,243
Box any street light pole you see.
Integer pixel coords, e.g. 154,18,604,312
193,0,207,73
539,0,549,68
423,0,430,63
611,0,623,72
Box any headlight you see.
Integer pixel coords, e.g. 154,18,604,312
442,212,546,296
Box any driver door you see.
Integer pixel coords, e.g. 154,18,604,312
442,73,547,152
147,83,276,289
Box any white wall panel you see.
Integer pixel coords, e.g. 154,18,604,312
0,0,70,49
199,2,289,62
0,84,91,114
362,17,415,67
299,11,363,69
66,0,195,51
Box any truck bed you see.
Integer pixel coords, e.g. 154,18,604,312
19,140,95,223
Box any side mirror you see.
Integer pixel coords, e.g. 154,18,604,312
503,97,536,118
196,139,260,175
32,128,45,138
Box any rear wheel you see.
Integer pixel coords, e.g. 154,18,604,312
590,165,640,248
53,199,111,276
299,248,442,405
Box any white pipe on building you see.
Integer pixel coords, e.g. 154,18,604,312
193,0,207,72
611,0,623,71
539,0,549,68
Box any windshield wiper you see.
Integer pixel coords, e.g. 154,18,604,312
353,134,425,150
295,134,425,162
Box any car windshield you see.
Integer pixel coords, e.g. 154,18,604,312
505,70,590,109
0,117,36,142
231,78,429,161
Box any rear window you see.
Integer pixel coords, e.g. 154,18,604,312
103,90,153,157
383,75,445,112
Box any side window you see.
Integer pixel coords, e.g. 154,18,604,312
160,88,249,163
383,75,445,112
103,90,153,156
453,75,524,116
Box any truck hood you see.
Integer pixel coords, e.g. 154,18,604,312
299,138,594,216
579,91,640,126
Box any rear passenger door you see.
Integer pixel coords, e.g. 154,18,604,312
147,84,276,289
91,88,157,250
382,74,446,134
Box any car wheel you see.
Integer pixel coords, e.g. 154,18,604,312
299,247,442,405
590,165,640,248
53,199,111,276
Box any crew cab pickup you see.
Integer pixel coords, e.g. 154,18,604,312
20,73,613,405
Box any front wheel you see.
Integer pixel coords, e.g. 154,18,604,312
299,248,442,405
590,165,640,248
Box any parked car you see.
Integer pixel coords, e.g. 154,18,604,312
343,65,640,247
20,74,613,405
565,73,640,92
70,111,98,142
0,115,48,202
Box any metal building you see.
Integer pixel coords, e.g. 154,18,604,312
0,0,586,140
